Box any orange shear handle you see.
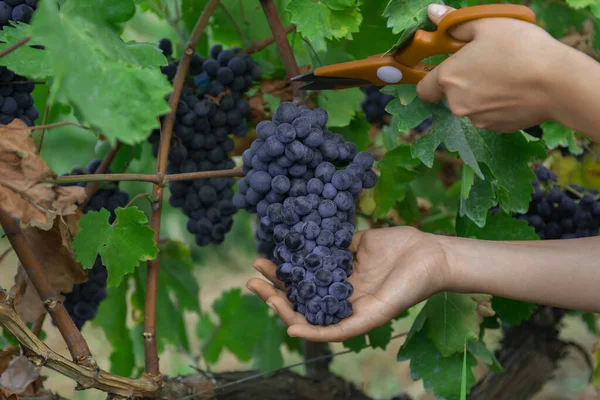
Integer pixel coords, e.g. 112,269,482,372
397,4,537,66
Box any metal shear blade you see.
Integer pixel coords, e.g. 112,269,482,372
291,73,371,90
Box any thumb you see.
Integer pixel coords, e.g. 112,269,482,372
428,4,478,42
427,4,455,26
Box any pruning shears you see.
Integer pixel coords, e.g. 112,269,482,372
291,4,536,90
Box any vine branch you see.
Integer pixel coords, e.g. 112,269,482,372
49,167,243,185
0,210,94,366
258,0,304,102
0,36,31,58
143,0,220,378
79,141,122,210
0,301,160,397
242,24,295,54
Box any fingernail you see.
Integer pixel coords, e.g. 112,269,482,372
267,301,278,314
429,4,448,17
246,284,256,294
252,264,261,272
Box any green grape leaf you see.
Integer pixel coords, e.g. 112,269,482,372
564,0,596,9
458,173,495,228
373,144,421,219
386,96,436,132
417,292,480,357
335,116,372,151
156,240,200,313
346,1,397,58
492,297,536,326
72,207,158,287
367,322,394,350
395,185,419,223
398,331,477,400
181,0,209,54
200,289,285,370
380,84,418,105
252,316,285,371
0,23,50,79
62,0,136,26
317,88,363,127
31,0,172,145
343,334,368,352
456,211,539,241
383,0,441,51
196,313,222,363
405,100,546,223
467,340,503,372
578,312,598,334
541,120,583,155
329,6,363,39
383,0,466,53
93,278,135,377
287,0,362,43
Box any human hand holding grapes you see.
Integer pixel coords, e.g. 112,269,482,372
247,226,449,342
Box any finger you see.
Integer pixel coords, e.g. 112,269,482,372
428,4,478,42
246,277,288,303
348,229,366,253
287,296,392,342
427,4,455,26
416,65,445,103
252,258,286,290
268,296,308,327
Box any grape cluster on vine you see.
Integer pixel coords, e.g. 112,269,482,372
360,85,394,125
0,0,36,27
360,84,432,133
148,39,261,246
0,1,39,128
234,102,378,325
515,165,600,239
59,160,130,329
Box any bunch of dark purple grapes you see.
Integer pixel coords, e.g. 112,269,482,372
0,0,39,127
148,39,261,246
59,160,129,329
360,85,432,133
360,85,393,125
515,166,600,239
0,0,36,27
234,102,378,326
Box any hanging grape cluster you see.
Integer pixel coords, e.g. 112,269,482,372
0,0,36,28
515,165,600,239
59,160,130,329
0,0,38,127
148,40,261,246
234,102,377,325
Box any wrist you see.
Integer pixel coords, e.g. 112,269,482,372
543,43,599,128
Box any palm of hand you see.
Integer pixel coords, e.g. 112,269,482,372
246,226,447,342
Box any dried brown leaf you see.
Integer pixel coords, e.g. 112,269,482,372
11,215,86,323
0,347,19,377
0,356,39,396
0,120,86,230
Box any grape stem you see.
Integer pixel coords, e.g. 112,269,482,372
0,209,95,367
258,0,305,102
0,36,31,58
143,0,220,379
241,24,296,54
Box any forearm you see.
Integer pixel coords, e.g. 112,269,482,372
548,44,600,142
441,235,600,312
